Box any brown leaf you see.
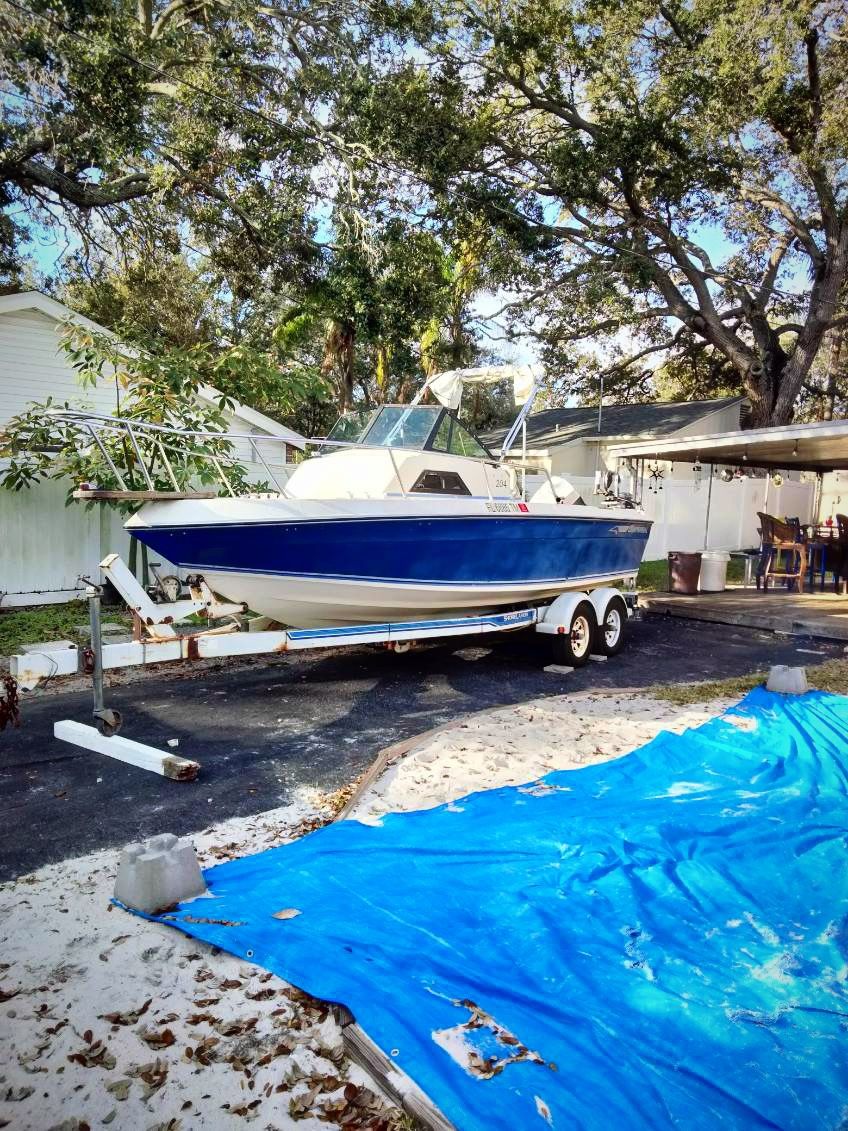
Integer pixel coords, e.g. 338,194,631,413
67,1037,116,1070
100,999,152,1026
245,988,276,1001
186,1013,217,1026
272,908,301,920
139,1027,177,1050
0,987,20,1003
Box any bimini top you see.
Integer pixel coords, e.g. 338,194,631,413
419,363,536,412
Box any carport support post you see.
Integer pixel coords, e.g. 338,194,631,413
703,464,714,549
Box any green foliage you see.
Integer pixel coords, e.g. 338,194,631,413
349,0,848,424
649,660,848,705
0,322,319,501
0,600,131,657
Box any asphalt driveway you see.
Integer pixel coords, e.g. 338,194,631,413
1,615,840,881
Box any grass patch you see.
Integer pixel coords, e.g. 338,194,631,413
0,599,131,656
649,659,848,705
635,556,746,593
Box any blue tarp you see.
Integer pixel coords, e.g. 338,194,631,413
146,688,848,1129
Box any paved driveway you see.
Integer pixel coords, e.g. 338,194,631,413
1,616,839,880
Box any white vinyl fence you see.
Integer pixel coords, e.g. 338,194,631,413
0,478,135,607
566,474,815,561
0,458,295,608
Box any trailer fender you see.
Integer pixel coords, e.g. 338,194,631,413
535,592,592,635
586,587,627,626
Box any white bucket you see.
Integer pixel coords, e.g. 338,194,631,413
700,550,731,592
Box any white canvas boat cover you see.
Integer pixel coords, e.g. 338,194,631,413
426,364,535,411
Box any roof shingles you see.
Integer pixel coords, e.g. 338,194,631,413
483,397,744,448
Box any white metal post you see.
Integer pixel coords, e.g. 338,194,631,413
704,464,714,549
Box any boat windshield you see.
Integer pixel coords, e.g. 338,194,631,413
363,406,441,448
323,404,492,456
325,408,377,445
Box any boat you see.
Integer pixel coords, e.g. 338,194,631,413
119,365,652,627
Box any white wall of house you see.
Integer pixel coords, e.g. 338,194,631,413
0,306,124,421
542,399,746,481
0,295,305,607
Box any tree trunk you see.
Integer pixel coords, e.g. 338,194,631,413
321,320,356,410
771,225,848,425
822,325,844,421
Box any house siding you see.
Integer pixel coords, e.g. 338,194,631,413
0,306,302,607
0,309,123,424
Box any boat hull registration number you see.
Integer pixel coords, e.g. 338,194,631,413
485,501,529,513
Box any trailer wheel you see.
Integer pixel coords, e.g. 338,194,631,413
550,601,596,667
595,594,628,657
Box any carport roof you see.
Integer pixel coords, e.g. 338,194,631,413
607,418,848,473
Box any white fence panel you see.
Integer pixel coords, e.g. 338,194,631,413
562,473,814,561
0,479,134,607
0,460,292,607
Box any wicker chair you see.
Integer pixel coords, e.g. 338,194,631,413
755,512,807,591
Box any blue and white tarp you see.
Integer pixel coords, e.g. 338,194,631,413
147,688,848,1129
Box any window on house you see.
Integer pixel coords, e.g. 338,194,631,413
410,470,472,496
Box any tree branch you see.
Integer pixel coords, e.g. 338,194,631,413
10,160,152,208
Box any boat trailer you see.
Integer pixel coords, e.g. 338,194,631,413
9,554,635,778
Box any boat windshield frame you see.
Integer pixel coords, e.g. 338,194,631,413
324,405,493,460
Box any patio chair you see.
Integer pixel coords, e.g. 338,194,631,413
834,514,848,593
755,512,807,591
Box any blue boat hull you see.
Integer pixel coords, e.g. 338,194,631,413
130,511,651,626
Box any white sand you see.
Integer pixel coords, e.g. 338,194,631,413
1,689,728,1130
349,690,728,822
0,788,402,1130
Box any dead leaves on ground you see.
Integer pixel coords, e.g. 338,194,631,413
126,1057,168,1100
138,1026,177,1050
99,999,152,1026
67,1032,116,1071
289,1080,403,1127
105,1079,132,1102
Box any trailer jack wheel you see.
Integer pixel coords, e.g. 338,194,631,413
95,708,122,738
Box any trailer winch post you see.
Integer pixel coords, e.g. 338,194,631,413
87,582,122,737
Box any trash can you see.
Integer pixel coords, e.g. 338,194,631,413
699,550,731,592
667,551,702,595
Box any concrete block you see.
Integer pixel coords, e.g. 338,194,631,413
766,665,808,695
544,664,574,675
114,833,206,914
73,623,127,635
19,639,76,654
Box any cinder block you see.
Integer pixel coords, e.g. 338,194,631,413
114,833,206,914
766,665,809,695
19,639,76,654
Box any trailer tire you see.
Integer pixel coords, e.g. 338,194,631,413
595,594,628,657
550,600,596,668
